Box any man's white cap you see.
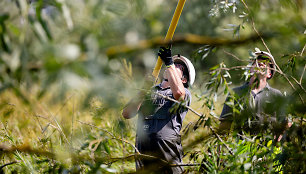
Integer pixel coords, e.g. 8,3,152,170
250,48,276,79
172,55,196,86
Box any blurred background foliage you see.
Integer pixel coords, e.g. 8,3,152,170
0,0,305,173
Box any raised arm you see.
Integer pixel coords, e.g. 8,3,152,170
158,47,186,100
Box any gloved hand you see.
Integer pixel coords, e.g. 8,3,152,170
158,46,173,66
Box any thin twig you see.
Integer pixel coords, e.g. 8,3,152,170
300,64,306,84
290,74,306,92
223,49,248,62
54,94,75,116
34,114,48,119
0,161,18,169
33,113,44,132
53,117,71,145
241,0,270,54
209,126,234,155
301,44,306,56
171,163,201,167
154,92,219,119
210,65,248,72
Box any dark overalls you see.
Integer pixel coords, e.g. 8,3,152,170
136,84,191,174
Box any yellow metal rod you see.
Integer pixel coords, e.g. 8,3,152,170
152,0,187,81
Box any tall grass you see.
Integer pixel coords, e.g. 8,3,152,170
0,88,134,172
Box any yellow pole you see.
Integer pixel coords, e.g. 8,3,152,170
152,0,187,81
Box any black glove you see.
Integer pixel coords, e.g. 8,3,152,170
158,46,173,66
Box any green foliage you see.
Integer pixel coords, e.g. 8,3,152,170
0,0,305,173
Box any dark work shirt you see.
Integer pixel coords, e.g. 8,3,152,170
136,84,191,140
220,82,285,132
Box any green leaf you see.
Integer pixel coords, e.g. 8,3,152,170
267,140,272,147
103,140,111,154
224,85,229,95
210,64,220,71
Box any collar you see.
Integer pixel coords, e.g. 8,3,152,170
246,81,271,90
250,82,271,97
154,83,170,90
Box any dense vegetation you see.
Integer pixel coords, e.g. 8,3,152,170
0,0,305,173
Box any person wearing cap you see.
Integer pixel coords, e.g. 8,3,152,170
219,48,287,136
122,46,195,173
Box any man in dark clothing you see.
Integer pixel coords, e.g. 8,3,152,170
122,47,196,173
219,48,287,136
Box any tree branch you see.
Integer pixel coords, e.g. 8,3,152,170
0,144,56,158
106,33,271,57
0,144,199,168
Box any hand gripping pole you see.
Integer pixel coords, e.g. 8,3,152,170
152,0,187,82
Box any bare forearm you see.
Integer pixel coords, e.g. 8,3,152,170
166,65,186,100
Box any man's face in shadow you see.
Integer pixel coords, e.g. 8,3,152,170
250,58,272,79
